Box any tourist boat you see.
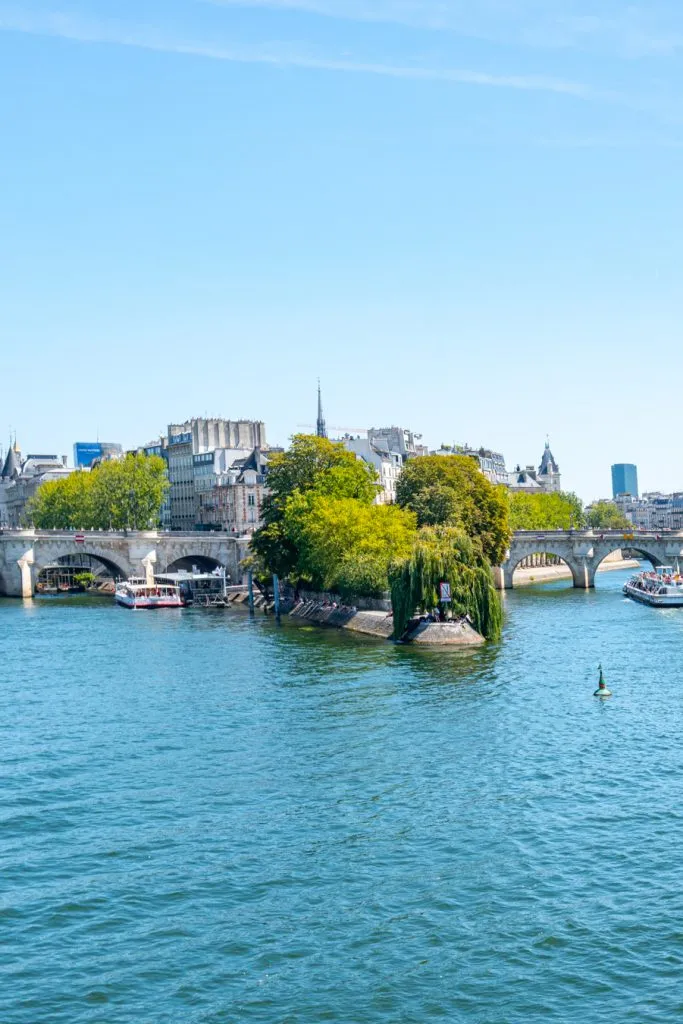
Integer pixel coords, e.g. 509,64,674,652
115,577,184,609
114,569,228,610
623,566,683,607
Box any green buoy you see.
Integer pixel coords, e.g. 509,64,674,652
594,664,612,698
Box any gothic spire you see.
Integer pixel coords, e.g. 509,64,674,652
316,380,327,439
1,437,20,480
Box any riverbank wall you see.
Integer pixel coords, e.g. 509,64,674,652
288,592,485,645
289,598,396,639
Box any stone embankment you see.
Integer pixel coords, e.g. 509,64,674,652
289,594,486,645
289,598,395,639
227,587,487,646
403,619,485,646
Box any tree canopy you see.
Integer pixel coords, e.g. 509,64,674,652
287,493,416,597
251,434,380,581
507,490,586,531
395,455,511,565
389,527,503,642
585,501,632,531
252,439,507,636
25,454,169,530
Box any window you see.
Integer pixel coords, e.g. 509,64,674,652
248,494,256,506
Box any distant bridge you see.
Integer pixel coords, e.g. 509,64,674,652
0,530,251,598
495,530,683,590
2,527,678,599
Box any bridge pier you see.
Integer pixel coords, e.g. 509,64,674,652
570,559,595,590
17,554,35,599
492,565,515,590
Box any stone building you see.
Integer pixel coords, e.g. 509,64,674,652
508,441,561,493
0,441,73,527
615,492,683,531
342,437,403,504
367,426,428,461
197,448,278,534
161,418,267,531
433,445,510,486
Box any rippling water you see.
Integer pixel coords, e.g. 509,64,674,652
3,569,683,1022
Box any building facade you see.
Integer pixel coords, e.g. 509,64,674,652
434,445,510,486
616,492,683,531
197,449,277,534
0,442,73,527
431,440,560,493
342,437,403,504
508,442,561,493
162,418,267,531
612,463,639,498
367,427,429,461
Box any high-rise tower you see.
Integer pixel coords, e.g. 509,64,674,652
316,380,327,438
611,463,638,498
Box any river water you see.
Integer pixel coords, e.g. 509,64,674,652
3,568,683,1023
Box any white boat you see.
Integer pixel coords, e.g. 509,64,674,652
623,566,683,607
115,577,184,609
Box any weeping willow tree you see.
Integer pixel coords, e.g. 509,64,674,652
389,527,504,642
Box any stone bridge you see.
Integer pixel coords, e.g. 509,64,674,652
494,530,683,590
0,530,251,597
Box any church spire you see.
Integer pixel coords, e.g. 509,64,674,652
316,379,327,438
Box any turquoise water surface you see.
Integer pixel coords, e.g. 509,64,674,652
3,569,683,1022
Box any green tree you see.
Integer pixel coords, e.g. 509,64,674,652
90,454,169,530
265,434,378,505
251,435,378,579
586,501,631,531
508,490,586,531
389,527,503,642
73,571,96,590
24,470,95,528
286,494,416,595
395,455,511,565
25,455,168,530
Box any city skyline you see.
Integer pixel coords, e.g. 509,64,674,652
5,0,683,502
0,402,664,506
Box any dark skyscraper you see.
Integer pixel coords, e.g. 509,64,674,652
612,463,639,498
316,380,327,438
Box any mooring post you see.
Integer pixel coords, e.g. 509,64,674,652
247,569,255,615
272,573,281,623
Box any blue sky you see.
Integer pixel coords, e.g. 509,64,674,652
2,0,683,501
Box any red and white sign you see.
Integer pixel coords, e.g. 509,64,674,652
74,533,85,544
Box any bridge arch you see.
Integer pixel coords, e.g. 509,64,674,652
33,547,132,585
591,544,662,578
505,548,586,589
163,554,228,575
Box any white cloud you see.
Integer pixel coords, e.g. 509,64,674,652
0,6,604,98
204,0,683,57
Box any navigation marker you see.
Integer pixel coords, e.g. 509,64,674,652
594,664,613,698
